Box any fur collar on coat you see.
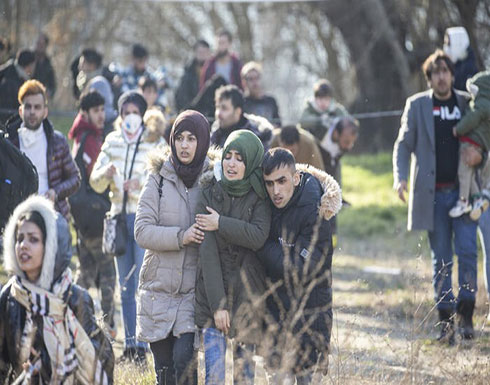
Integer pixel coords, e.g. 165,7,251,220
198,154,342,221
147,145,222,177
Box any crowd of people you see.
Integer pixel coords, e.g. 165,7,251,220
0,23,488,385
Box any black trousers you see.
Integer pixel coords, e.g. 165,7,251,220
150,332,197,385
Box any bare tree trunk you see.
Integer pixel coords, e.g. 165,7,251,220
0,0,13,48
320,0,412,151
14,0,22,51
229,3,254,62
452,0,484,69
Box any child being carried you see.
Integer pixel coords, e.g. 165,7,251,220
450,71,490,220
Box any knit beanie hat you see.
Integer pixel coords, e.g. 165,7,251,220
117,90,147,116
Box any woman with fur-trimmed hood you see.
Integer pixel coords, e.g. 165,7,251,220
0,195,114,384
134,110,212,385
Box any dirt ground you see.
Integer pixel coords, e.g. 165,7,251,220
108,239,490,384
326,244,490,385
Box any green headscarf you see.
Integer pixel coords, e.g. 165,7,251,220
220,130,266,199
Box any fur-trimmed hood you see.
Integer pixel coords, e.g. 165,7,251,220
295,163,342,220
143,107,167,143
3,196,72,291
147,145,222,177
198,154,342,220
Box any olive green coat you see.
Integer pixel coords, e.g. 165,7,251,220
454,71,490,151
194,165,271,345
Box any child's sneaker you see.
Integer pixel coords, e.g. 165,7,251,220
469,197,489,221
449,199,472,218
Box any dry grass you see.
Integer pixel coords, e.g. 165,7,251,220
111,245,490,384
2,152,490,384
326,247,490,385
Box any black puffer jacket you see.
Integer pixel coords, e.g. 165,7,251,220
210,113,273,150
0,196,114,384
175,58,201,112
6,115,81,220
257,166,341,372
0,60,28,123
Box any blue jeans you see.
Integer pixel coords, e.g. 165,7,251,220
116,213,146,350
203,328,255,385
428,189,478,311
478,209,490,298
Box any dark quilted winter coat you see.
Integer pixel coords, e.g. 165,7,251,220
0,61,28,123
210,113,273,150
257,165,341,372
6,115,80,219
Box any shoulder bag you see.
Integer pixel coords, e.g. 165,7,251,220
69,132,110,238
102,131,143,256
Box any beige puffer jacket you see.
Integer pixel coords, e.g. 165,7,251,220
134,147,218,343
90,125,167,215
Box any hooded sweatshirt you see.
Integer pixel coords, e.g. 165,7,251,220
68,113,104,178
444,27,479,91
299,98,348,143
0,196,114,383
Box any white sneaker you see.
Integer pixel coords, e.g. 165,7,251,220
449,200,472,218
470,197,490,221
268,372,295,385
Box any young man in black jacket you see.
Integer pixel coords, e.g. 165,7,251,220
0,49,36,123
175,39,210,112
258,148,341,384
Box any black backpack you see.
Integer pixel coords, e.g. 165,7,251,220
69,132,110,238
0,130,39,231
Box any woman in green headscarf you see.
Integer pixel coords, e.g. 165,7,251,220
194,130,271,385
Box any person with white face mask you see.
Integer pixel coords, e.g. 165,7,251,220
122,112,143,138
90,90,167,365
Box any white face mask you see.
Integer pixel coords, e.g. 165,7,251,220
122,113,142,135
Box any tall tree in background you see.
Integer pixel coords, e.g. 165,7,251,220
1,0,488,151
316,0,488,151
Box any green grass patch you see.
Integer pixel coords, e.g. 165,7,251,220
336,152,432,257
338,152,408,238
338,204,406,238
340,152,400,208
50,114,76,138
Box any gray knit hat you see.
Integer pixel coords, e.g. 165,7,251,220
117,90,147,116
